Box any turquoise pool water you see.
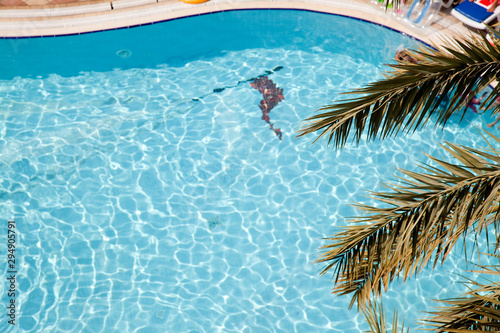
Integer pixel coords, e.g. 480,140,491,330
0,9,494,332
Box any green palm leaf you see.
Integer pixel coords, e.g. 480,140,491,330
317,132,500,308
297,34,500,149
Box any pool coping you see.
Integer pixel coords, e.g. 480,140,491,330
0,0,474,41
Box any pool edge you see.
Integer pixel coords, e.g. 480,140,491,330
0,0,470,44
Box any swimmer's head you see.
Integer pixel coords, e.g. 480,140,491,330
396,50,418,64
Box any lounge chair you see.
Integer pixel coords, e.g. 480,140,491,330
451,0,500,30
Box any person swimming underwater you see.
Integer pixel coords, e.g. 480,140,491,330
395,45,418,64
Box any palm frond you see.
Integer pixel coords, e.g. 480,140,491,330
363,299,409,333
297,33,500,149
317,134,500,308
363,300,389,333
425,256,500,332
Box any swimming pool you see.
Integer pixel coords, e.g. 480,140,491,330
0,9,492,332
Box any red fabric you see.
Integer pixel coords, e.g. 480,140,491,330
250,77,284,140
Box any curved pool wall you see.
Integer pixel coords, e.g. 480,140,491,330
0,9,419,80
0,8,493,333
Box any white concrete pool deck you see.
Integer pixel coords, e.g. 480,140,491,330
0,0,479,41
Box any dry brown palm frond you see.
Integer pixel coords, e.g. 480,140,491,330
363,299,409,333
363,300,389,333
317,132,500,309
425,256,500,332
297,31,500,149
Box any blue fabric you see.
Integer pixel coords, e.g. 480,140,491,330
455,1,492,23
